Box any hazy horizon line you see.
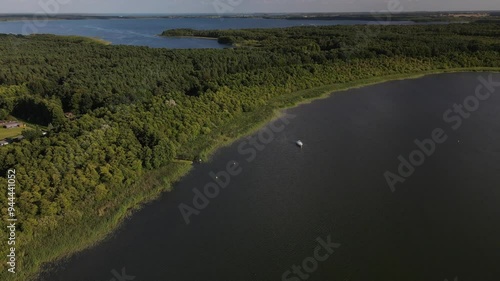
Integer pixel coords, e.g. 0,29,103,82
0,10,499,16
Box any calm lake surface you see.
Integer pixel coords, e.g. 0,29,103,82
39,73,500,281
0,18,413,48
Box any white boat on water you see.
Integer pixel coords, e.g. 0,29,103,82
296,140,303,148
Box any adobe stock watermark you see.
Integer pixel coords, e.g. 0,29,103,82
6,169,17,274
22,0,72,34
178,112,296,224
384,74,500,192
210,0,244,17
108,267,135,281
281,234,341,281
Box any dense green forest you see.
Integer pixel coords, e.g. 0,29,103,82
1,23,500,280
162,23,500,49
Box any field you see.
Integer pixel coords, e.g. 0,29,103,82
0,126,24,139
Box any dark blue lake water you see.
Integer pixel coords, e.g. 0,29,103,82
0,18,413,48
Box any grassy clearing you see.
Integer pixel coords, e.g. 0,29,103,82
0,127,24,139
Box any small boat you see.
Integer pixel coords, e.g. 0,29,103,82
296,140,303,148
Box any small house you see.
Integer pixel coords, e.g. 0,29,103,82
0,140,9,146
3,122,21,129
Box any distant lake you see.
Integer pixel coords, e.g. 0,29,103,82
0,18,414,48
38,73,500,281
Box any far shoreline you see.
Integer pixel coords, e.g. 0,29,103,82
165,35,219,41
2,11,492,24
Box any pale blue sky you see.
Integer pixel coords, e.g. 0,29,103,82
2,0,499,14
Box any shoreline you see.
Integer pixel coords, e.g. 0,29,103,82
88,37,112,45
20,34,113,45
165,35,219,41
193,67,500,160
29,67,500,281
